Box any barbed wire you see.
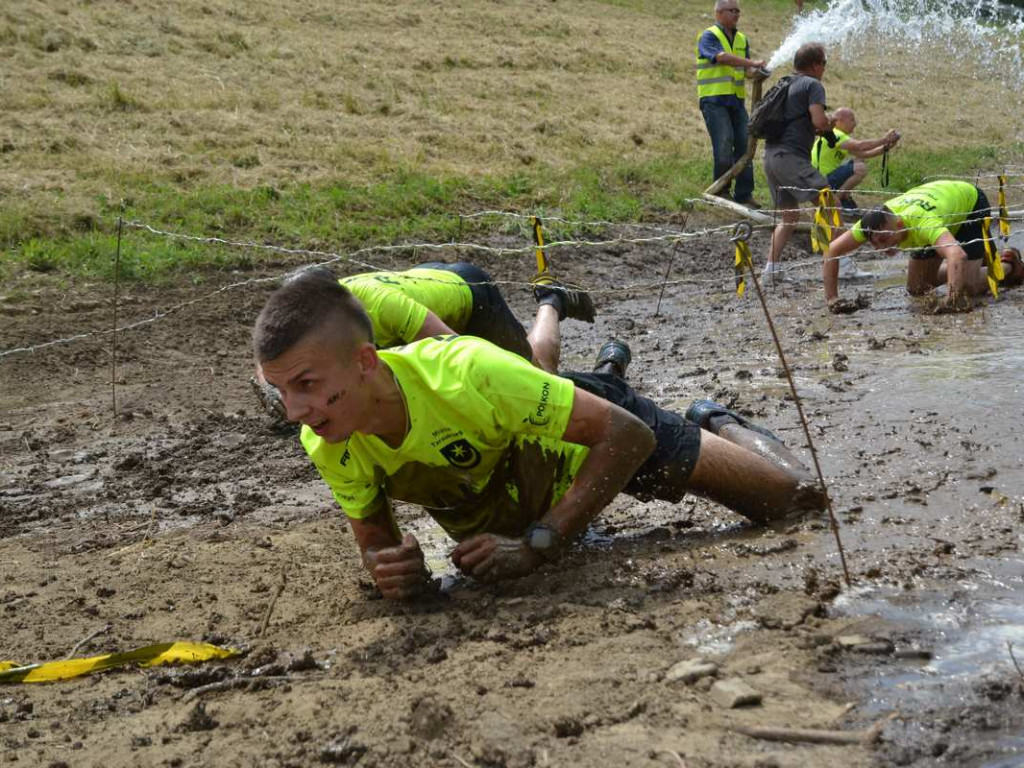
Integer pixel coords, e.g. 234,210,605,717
459,189,1024,232
1,204,1019,361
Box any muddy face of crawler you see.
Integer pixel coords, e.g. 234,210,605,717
261,331,376,444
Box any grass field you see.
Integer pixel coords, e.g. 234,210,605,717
1,0,1021,280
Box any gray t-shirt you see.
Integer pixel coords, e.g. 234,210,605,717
766,74,826,158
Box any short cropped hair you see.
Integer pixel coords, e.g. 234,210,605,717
860,205,895,236
714,0,737,10
794,43,826,71
253,272,374,362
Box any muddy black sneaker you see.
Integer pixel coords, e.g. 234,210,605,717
532,274,596,323
593,339,632,379
250,376,287,422
684,399,780,441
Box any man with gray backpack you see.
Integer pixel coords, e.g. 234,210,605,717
754,43,850,283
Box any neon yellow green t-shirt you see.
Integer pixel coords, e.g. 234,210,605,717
811,129,851,176
851,181,980,250
301,335,590,541
340,269,473,349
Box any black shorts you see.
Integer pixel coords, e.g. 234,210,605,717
565,372,701,503
910,188,990,262
417,262,532,360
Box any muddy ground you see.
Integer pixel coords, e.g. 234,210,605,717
2,226,1023,768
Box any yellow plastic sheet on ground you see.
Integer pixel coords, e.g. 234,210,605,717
0,641,239,684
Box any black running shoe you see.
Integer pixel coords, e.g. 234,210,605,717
532,274,596,323
593,339,632,379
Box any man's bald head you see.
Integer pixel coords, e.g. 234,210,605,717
253,272,374,364
833,107,857,132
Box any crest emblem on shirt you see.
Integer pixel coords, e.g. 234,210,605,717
440,439,481,469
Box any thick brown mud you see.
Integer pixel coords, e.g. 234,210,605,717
2,229,1023,767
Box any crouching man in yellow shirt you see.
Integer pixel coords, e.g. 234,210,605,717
254,272,826,599
824,180,1024,312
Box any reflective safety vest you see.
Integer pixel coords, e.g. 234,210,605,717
695,26,747,100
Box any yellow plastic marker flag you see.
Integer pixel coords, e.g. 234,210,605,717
998,176,1010,237
0,641,240,684
811,189,841,254
734,239,753,296
981,216,1004,299
531,216,548,276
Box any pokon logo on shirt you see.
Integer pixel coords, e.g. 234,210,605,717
526,381,552,427
440,438,482,469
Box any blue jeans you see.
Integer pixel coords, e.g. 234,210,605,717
826,160,856,189
700,98,754,202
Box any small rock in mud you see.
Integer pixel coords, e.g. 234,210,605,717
665,659,718,685
710,679,762,709
319,734,367,765
553,716,584,738
832,353,849,372
286,649,320,672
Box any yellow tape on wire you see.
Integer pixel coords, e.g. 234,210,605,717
0,641,239,684
811,189,841,254
734,239,753,297
998,175,1010,237
531,216,548,276
981,216,1004,299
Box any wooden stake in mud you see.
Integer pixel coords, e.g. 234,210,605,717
730,222,852,587
111,202,125,421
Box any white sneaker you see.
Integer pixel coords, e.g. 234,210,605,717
761,261,792,283
836,255,873,281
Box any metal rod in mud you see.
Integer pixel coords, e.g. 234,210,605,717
112,204,125,420
735,225,852,586
655,240,682,317
655,212,690,316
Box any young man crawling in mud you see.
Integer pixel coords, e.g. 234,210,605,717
253,271,825,599
823,179,1024,313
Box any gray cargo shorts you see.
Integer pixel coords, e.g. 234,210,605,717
764,147,828,209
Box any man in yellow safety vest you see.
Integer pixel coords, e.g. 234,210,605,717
696,0,766,208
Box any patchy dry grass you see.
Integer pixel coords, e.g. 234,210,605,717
0,0,1021,277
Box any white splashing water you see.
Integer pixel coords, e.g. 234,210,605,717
767,0,1024,80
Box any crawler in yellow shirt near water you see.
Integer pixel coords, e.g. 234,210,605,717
824,180,1024,312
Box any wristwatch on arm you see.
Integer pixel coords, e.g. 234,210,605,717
523,522,565,563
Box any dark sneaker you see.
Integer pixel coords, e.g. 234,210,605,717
532,274,596,323
684,399,780,441
593,339,632,379
250,376,287,422
735,198,762,210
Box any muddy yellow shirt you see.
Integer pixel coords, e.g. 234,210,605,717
301,336,590,540
341,269,473,349
811,129,851,176
851,181,980,250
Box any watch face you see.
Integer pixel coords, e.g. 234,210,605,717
529,525,555,551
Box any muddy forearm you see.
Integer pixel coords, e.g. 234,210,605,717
539,408,655,543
